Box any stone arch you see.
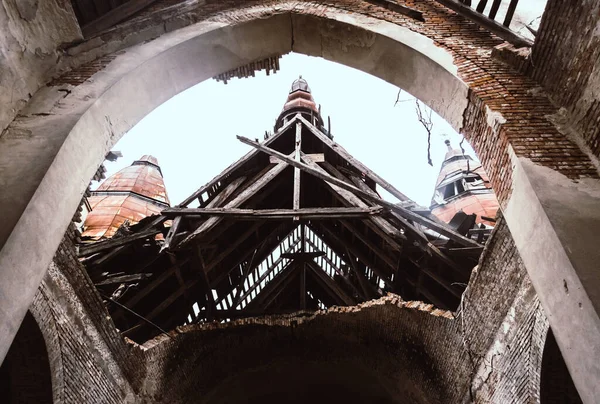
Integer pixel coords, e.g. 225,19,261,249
0,4,598,401
0,311,54,404
540,328,583,404
0,6,473,360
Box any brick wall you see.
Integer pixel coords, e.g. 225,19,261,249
137,218,551,403
525,0,600,160
50,0,598,209
22,228,140,403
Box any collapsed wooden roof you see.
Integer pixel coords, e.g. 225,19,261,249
79,113,486,343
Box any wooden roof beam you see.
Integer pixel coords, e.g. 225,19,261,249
162,207,384,220
237,135,480,248
179,117,298,207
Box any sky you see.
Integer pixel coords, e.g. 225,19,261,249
100,0,547,208
101,52,472,207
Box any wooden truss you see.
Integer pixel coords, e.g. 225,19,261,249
80,113,486,342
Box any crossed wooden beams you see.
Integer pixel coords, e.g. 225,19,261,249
82,113,484,340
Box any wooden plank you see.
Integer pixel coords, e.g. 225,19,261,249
475,0,488,13
203,176,247,209
237,136,480,248
208,223,291,287
339,219,399,270
178,160,289,247
503,0,519,27
78,228,162,256
203,222,263,274
434,0,532,47
95,273,152,286
318,161,407,250
297,115,411,201
314,223,394,289
271,153,324,164
162,207,384,220
161,215,181,252
249,262,301,310
82,0,160,37
304,157,406,250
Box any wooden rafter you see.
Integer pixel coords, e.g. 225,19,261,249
306,261,356,306
237,135,480,248
79,228,162,256
178,159,289,248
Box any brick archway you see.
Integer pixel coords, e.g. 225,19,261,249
0,312,55,404
0,2,599,401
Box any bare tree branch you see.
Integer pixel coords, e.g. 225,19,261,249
415,100,434,166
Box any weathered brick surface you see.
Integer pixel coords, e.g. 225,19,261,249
526,0,600,159
136,218,550,403
20,228,141,403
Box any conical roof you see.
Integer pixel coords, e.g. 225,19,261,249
430,141,498,226
82,155,170,240
276,77,321,130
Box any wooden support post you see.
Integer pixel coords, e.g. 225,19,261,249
161,216,182,253
195,246,216,322
293,122,302,220
476,0,488,13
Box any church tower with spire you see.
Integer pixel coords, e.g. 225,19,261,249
275,76,329,136
429,140,499,226
81,155,170,240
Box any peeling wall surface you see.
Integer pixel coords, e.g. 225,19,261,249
0,0,598,402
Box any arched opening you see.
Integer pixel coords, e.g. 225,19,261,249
0,8,472,358
540,329,582,404
0,312,53,404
